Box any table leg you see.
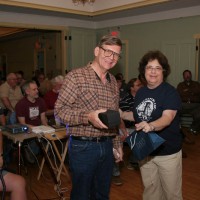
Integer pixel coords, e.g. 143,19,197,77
37,138,58,185
18,142,21,174
51,139,70,181
37,142,50,180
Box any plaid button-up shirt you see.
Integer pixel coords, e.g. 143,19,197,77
54,63,121,148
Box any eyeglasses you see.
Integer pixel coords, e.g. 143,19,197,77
145,66,164,72
100,46,121,60
9,78,17,81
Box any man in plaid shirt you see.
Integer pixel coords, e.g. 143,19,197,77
55,34,123,200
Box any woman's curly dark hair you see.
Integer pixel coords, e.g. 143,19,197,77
138,50,171,81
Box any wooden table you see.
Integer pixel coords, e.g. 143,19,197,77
2,131,38,174
37,130,71,182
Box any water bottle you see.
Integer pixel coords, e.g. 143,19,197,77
9,111,16,125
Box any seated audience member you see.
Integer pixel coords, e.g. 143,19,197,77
0,108,27,200
15,80,47,163
177,69,200,103
0,73,23,124
36,72,52,97
15,70,26,88
15,80,47,129
120,78,143,127
177,70,200,133
115,73,127,100
32,71,44,87
120,78,143,170
43,75,64,119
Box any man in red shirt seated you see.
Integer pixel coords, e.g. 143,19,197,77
15,80,47,163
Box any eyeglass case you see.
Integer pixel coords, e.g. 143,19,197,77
98,110,120,129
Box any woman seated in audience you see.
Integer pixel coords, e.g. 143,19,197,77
0,109,27,200
43,75,64,124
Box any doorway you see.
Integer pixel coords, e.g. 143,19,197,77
0,25,67,79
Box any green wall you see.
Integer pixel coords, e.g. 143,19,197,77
96,15,200,85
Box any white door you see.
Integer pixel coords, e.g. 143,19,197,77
162,39,196,87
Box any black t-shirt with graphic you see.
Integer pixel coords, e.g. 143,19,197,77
133,82,182,156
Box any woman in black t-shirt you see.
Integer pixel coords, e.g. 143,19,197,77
134,51,183,200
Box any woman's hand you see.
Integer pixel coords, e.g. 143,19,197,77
135,121,154,133
114,146,123,163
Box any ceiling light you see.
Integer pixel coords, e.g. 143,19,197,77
72,0,95,6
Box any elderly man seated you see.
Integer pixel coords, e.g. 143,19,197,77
43,75,64,125
0,73,23,124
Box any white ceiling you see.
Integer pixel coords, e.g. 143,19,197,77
1,0,200,37
1,0,200,22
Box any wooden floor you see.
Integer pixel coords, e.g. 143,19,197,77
2,130,200,200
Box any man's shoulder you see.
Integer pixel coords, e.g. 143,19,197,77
177,81,185,87
120,92,132,101
66,65,91,80
70,64,90,73
36,97,46,103
0,82,9,90
191,80,200,86
44,90,55,98
17,97,27,104
16,97,27,110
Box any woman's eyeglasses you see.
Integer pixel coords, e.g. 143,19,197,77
145,66,164,72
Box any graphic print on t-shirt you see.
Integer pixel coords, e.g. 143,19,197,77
136,98,156,121
29,106,39,120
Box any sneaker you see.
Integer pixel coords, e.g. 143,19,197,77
127,163,139,171
127,163,135,170
112,176,123,186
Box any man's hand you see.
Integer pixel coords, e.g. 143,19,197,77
88,109,108,129
114,146,123,163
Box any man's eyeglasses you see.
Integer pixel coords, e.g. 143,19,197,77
100,47,121,60
145,66,164,72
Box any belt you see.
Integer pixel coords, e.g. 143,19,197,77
70,135,116,142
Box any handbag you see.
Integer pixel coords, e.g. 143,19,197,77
126,130,165,161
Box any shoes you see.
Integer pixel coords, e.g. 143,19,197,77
127,163,139,170
112,176,123,186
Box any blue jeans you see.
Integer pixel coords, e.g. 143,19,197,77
68,137,114,200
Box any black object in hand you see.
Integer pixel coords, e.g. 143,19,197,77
98,110,120,129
